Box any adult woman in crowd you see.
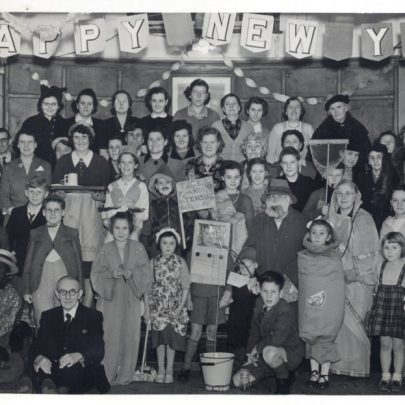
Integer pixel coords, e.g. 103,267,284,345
53,122,114,307
377,130,405,183
65,88,107,157
239,132,269,189
244,96,270,140
167,120,196,182
0,131,51,216
20,85,69,165
173,79,220,139
103,90,142,145
327,180,379,378
212,93,254,162
52,137,72,161
185,127,225,192
357,143,400,232
141,87,173,137
267,97,314,164
341,143,362,183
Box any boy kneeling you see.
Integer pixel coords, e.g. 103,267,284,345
233,271,304,394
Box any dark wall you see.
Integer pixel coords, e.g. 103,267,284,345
3,56,398,141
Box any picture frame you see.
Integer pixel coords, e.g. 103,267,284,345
171,75,232,116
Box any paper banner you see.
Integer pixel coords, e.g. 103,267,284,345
202,13,236,46
177,177,216,213
0,22,20,59
117,14,149,54
74,18,106,56
323,23,354,61
33,32,61,59
361,23,393,61
285,19,318,59
240,13,274,53
162,13,194,47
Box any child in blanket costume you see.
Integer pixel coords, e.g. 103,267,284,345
298,219,345,390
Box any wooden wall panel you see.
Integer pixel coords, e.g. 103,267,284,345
341,65,394,96
8,97,37,137
285,67,338,97
350,99,394,142
65,66,119,99
8,63,63,95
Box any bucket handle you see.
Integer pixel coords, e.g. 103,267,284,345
201,358,233,366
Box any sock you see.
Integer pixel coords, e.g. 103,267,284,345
273,363,289,379
392,373,402,382
183,338,199,370
206,339,216,353
382,372,392,382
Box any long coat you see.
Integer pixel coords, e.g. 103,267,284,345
22,224,83,295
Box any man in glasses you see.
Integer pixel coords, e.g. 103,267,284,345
30,275,109,394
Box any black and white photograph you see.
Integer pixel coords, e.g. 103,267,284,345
1,3,405,399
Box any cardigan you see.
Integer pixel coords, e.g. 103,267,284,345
22,224,83,295
173,106,220,140
212,119,254,162
103,115,142,144
0,157,52,210
20,114,69,164
53,152,113,187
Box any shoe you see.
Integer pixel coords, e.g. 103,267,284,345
305,370,319,389
378,379,391,392
156,372,165,383
391,380,402,392
16,376,32,394
41,378,57,394
274,378,291,394
316,374,330,390
164,374,174,384
177,369,191,382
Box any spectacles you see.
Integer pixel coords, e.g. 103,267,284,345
0,139,9,144
58,289,79,296
336,192,356,198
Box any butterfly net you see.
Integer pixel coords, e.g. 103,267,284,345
309,139,348,178
309,139,348,201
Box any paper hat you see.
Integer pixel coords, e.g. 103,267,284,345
155,227,182,245
0,249,19,276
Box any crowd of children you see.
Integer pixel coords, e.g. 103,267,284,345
1,79,405,395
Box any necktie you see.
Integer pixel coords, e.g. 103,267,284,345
2,157,6,165
65,313,72,324
28,212,35,223
77,158,86,177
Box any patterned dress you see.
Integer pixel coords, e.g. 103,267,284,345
149,254,190,351
367,261,405,339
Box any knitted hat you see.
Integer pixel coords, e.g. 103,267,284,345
148,164,175,194
0,249,18,276
325,94,350,111
260,178,297,205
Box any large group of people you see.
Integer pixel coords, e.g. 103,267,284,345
1,76,405,395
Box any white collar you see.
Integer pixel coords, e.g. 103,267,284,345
75,114,93,125
0,151,11,160
72,150,93,167
27,204,42,215
63,303,79,321
150,112,167,119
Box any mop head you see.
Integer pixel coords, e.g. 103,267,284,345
133,365,157,382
